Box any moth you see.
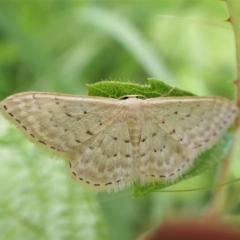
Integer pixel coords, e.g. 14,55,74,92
0,92,238,192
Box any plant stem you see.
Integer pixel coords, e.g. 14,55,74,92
204,0,240,220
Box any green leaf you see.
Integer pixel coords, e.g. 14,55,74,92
87,79,234,197
0,118,107,240
87,78,194,98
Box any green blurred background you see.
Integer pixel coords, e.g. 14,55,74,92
0,1,239,240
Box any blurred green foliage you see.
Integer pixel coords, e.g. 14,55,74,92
0,1,240,240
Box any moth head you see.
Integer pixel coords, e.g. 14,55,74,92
120,95,146,100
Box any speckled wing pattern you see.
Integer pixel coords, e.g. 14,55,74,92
0,92,238,192
138,97,238,184
69,119,134,191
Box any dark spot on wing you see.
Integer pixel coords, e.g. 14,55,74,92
72,172,76,176
22,125,27,131
141,153,146,157
174,111,178,114
3,105,7,110
112,137,118,140
151,174,155,177
94,183,100,186
86,130,93,135
51,146,56,150
84,110,87,114
38,140,46,145
16,119,21,124
30,134,34,138
170,129,175,135
125,139,130,143
8,112,13,117
105,182,112,185
141,137,147,142
69,162,71,168
76,140,81,143
85,181,90,184
66,113,72,117
152,133,157,137
114,153,117,157
125,154,131,158
186,114,191,117
160,175,166,178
